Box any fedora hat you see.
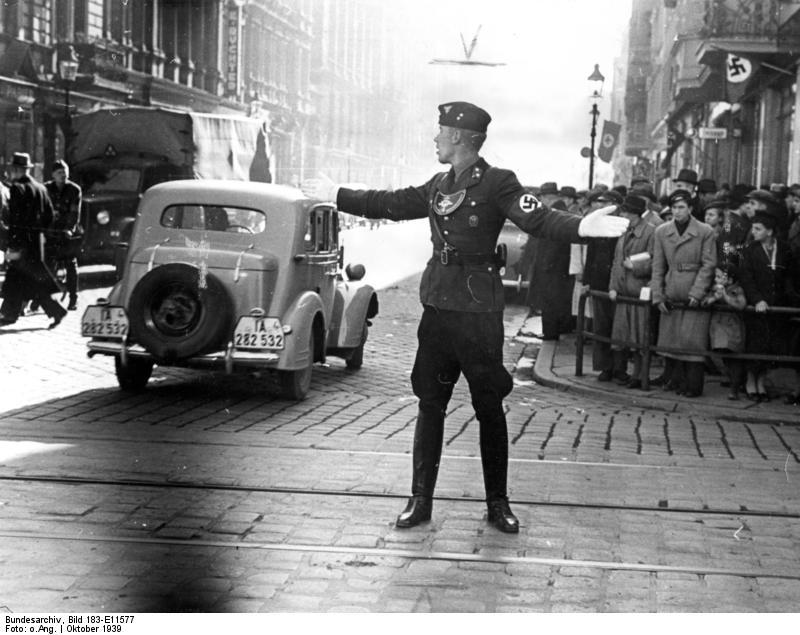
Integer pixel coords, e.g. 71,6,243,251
697,178,717,194
674,168,698,185
539,181,559,196
558,185,577,199
620,195,646,216
11,152,34,168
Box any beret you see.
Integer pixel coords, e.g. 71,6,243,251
438,101,491,133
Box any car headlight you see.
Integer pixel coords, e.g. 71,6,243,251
96,210,111,225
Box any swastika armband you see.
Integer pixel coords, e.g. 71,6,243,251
518,193,540,213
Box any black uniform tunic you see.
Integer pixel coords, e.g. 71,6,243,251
337,158,581,313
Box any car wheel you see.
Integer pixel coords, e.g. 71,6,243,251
345,322,368,370
279,329,314,400
115,356,153,392
128,263,233,361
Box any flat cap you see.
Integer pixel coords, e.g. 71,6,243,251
589,189,623,205
746,189,778,205
668,189,693,206
438,101,491,133
51,159,68,172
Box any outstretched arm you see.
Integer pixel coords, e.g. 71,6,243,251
302,173,430,222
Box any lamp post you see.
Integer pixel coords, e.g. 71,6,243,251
587,63,605,190
58,46,79,144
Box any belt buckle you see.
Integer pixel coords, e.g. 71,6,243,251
440,248,451,266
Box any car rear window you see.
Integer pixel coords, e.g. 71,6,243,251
160,204,266,234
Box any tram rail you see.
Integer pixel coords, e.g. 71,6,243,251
1,529,798,581
1,471,798,520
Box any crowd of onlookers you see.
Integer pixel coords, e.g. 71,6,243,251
522,169,800,405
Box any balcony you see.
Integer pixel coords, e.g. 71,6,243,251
697,0,797,64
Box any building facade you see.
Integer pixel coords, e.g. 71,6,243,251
0,0,427,186
620,0,800,193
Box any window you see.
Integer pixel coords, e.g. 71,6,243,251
160,205,266,234
22,0,53,45
304,206,338,252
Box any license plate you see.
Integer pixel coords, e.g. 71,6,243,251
233,316,285,350
81,306,129,339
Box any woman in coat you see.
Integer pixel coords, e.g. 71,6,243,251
650,189,717,397
738,208,800,401
608,195,655,389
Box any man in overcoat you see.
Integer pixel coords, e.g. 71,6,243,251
302,101,627,532
651,189,717,396
0,153,66,328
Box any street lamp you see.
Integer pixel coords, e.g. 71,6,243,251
58,46,79,141
586,63,605,190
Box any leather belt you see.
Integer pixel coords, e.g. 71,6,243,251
676,263,701,272
433,248,497,266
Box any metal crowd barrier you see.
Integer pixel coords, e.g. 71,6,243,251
575,289,800,391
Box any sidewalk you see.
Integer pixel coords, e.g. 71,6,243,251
519,316,799,424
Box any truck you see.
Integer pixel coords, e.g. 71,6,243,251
65,106,271,267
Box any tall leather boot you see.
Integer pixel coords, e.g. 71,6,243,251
479,413,519,533
396,409,444,528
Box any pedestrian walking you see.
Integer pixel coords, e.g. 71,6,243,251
651,189,717,397
0,153,66,328
44,159,83,311
302,101,627,532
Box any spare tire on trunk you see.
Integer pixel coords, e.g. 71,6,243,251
128,263,233,361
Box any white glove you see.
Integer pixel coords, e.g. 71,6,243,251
301,173,339,202
578,204,629,238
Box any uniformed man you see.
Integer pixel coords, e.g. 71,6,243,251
45,160,83,310
302,102,627,533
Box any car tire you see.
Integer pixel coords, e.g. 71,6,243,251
128,263,233,361
115,356,153,392
279,329,314,400
345,322,368,370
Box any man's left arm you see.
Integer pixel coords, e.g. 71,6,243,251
496,170,627,241
496,170,581,242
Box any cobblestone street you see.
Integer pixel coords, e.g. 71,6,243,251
1,258,799,612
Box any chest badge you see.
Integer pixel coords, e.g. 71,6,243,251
433,189,466,216
469,214,479,227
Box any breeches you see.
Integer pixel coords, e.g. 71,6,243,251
411,306,513,422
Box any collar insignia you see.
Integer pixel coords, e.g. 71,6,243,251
433,189,466,216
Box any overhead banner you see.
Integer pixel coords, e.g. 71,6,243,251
597,120,621,163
